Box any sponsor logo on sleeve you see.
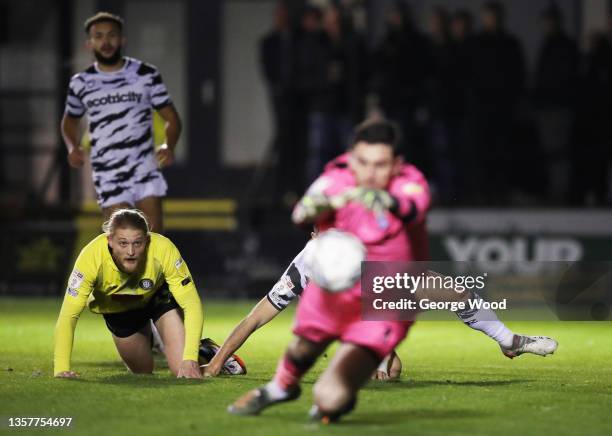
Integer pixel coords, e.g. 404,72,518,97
174,258,183,269
67,288,79,297
181,277,192,286
268,277,297,310
69,269,85,289
282,275,295,290
401,183,424,195
271,275,295,298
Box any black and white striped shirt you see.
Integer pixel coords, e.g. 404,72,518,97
266,241,314,311
64,57,172,197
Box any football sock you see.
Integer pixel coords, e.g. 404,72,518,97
456,292,515,348
265,381,290,401
269,355,305,399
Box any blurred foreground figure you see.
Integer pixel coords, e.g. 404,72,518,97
228,119,557,422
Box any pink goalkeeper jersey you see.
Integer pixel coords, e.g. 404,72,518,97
309,153,431,262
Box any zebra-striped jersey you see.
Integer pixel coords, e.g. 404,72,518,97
64,57,172,203
266,240,314,311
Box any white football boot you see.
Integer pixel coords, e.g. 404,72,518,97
500,334,558,358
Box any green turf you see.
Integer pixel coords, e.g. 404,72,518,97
1,298,611,436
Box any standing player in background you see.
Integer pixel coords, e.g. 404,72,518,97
54,209,202,379
61,12,181,232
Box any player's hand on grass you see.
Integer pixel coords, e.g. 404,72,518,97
55,370,79,379
67,147,85,168
200,363,221,378
177,360,203,379
156,143,175,168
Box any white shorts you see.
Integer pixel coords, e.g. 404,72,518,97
94,169,168,208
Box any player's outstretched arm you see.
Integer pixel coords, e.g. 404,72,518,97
203,296,281,377
172,289,204,379
161,240,204,378
54,294,88,378
54,257,94,378
61,114,85,168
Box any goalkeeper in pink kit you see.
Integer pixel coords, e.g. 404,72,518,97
229,118,430,422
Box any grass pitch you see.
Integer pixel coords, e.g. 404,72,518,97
1,298,611,436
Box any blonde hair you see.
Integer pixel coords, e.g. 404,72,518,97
102,209,150,236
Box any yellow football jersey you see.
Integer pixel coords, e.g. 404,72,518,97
66,232,195,314
54,233,203,375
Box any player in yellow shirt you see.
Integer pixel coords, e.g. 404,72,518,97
54,209,203,379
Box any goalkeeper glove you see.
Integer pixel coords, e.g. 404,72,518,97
346,187,398,214
292,190,354,224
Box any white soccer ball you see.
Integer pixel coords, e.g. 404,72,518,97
305,229,366,293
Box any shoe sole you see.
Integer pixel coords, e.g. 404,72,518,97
228,388,300,416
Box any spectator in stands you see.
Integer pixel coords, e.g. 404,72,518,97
449,9,475,203
533,6,579,204
426,6,455,204
578,28,612,204
260,1,304,202
466,1,526,203
297,4,365,186
372,1,431,172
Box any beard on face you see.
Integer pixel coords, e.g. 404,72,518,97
109,249,138,273
94,46,123,65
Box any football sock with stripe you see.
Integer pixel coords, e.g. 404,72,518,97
456,292,515,348
268,355,306,400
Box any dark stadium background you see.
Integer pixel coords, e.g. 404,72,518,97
1,0,611,301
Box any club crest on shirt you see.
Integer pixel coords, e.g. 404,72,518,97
86,79,97,89
376,212,390,230
139,279,154,290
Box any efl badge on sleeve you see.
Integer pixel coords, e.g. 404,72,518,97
69,269,85,289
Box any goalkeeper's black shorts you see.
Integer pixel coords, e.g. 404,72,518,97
102,282,180,338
